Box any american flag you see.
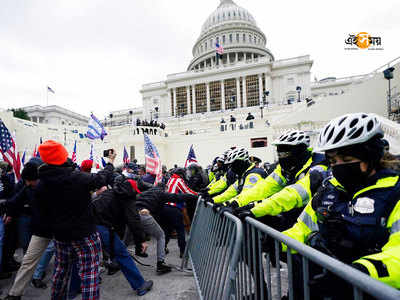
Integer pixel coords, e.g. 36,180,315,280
144,133,162,185
123,146,130,164
0,119,21,179
184,144,198,167
71,140,77,163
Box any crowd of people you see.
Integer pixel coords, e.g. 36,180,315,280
135,119,166,130
0,112,399,299
0,143,208,299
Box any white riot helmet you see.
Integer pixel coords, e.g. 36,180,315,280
272,130,310,147
225,148,249,164
318,113,383,152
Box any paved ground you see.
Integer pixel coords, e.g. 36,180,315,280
0,238,199,300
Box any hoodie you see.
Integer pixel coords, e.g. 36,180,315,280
35,162,114,241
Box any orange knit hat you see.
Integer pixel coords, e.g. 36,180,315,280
38,140,68,165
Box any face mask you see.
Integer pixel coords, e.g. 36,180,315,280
230,160,250,176
332,162,368,193
279,156,297,173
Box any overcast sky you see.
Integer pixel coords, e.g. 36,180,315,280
1,0,399,118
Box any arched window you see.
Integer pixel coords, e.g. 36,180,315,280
229,34,232,43
205,42,207,49
201,45,203,52
243,33,246,42
228,12,230,18
254,36,257,43
216,36,220,44
233,11,236,17
222,35,226,44
249,35,252,43
236,33,239,42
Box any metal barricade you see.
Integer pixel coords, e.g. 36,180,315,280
184,200,400,300
241,217,400,300
182,199,243,300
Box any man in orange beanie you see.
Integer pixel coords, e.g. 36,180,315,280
80,160,93,173
35,140,116,300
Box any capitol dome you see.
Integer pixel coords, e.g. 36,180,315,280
188,0,274,71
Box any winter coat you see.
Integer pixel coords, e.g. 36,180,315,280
91,178,146,245
35,162,114,241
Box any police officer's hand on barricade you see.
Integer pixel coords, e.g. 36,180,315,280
212,202,224,212
217,205,233,218
233,203,255,221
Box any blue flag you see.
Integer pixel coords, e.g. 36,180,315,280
87,114,107,140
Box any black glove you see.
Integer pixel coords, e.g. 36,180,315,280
218,206,233,217
233,203,255,221
202,194,213,207
261,235,275,253
199,187,210,198
227,200,239,209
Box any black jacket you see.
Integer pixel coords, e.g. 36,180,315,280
35,162,114,241
91,178,146,245
136,186,197,219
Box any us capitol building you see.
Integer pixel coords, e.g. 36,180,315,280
3,0,400,167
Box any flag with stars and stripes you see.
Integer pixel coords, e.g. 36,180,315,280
184,144,198,167
123,146,130,165
0,119,21,179
144,133,162,185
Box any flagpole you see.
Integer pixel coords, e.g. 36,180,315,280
46,87,48,106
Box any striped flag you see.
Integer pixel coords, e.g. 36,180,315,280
35,137,42,158
0,119,21,179
71,140,77,163
101,157,107,168
143,133,162,185
184,145,198,167
87,113,107,141
123,146,130,165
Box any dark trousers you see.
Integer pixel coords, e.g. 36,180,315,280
159,205,186,253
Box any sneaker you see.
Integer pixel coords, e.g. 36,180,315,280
3,296,21,300
136,280,153,296
31,278,48,289
156,261,172,275
135,250,148,258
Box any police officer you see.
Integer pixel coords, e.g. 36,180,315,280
210,148,267,206
282,113,400,298
231,130,328,231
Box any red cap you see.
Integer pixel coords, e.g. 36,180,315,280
127,179,141,194
38,140,68,166
80,160,93,173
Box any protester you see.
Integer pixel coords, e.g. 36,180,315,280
91,176,153,295
35,140,115,300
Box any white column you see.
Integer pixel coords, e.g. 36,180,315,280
192,85,197,114
236,77,241,108
235,52,238,63
186,86,191,114
206,82,211,112
221,80,225,111
258,74,263,105
251,53,254,62
227,53,230,64
243,76,247,107
173,87,177,116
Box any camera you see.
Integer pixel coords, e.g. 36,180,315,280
103,149,114,157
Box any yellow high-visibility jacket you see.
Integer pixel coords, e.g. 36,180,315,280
232,153,327,217
282,171,400,289
213,163,267,204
